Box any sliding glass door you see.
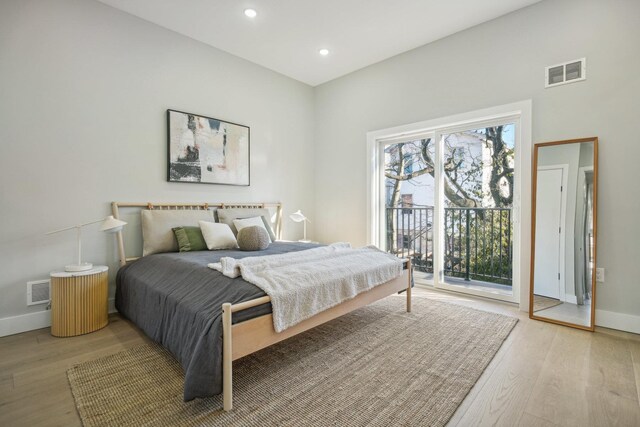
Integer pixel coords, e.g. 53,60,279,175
437,123,516,300
379,119,520,302
383,136,436,283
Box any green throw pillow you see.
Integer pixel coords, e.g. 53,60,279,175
172,226,208,252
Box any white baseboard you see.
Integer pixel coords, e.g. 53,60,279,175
596,309,640,335
0,310,52,338
0,298,117,338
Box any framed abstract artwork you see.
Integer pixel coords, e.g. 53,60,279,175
167,109,250,186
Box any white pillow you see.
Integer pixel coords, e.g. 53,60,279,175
233,217,272,242
199,221,239,250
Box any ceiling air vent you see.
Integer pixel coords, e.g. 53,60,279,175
545,58,586,88
27,279,50,306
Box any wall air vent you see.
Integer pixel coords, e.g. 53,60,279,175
545,58,586,88
27,279,50,306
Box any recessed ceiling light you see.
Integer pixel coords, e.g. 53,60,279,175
319,49,330,56
244,8,257,18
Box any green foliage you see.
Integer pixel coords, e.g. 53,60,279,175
444,209,512,286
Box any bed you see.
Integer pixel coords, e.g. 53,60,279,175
112,202,412,411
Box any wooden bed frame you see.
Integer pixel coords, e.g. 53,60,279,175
111,202,412,412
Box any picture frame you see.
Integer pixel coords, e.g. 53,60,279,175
167,109,250,186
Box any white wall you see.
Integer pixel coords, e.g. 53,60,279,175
0,0,315,321
314,0,640,323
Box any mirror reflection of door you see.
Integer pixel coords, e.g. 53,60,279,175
530,138,597,331
534,167,565,300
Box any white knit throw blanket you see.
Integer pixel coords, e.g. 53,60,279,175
208,243,404,332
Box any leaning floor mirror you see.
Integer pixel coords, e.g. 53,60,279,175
530,137,598,331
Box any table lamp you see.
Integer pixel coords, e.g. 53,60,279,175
289,210,311,243
47,215,127,272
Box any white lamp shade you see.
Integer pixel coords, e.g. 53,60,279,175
289,210,307,223
100,215,127,233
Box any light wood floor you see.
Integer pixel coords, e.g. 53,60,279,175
1,287,639,426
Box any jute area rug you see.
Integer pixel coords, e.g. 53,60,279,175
68,296,517,427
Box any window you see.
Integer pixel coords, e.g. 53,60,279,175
402,233,411,249
401,194,413,214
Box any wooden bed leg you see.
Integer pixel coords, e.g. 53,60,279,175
406,260,412,313
222,303,233,412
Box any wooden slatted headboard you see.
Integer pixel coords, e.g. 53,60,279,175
111,202,283,266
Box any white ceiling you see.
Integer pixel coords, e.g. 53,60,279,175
98,0,541,86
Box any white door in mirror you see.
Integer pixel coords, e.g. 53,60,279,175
534,168,564,299
595,268,605,283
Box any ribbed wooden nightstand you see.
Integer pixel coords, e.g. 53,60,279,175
50,266,109,337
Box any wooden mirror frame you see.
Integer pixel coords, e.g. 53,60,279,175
529,137,598,331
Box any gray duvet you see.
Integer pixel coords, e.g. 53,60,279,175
115,241,321,401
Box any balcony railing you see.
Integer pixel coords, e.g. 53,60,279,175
386,206,512,286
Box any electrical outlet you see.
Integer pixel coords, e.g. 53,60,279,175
595,268,605,283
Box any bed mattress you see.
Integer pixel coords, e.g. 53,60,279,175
115,241,321,400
